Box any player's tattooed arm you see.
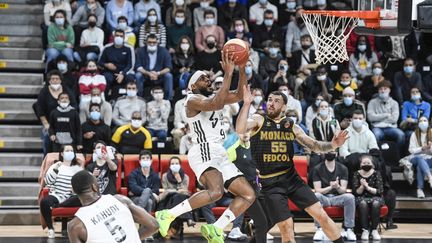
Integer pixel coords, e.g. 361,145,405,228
293,124,349,153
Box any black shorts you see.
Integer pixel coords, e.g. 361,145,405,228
260,170,318,223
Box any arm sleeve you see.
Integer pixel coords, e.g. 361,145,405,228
339,138,349,158
112,103,121,126
71,7,82,26
97,7,105,27
74,113,82,146
111,126,124,144
143,129,153,149
122,48,133,74
409,132,422,154
66,26,75,46
367,100,387,122
375,172,384,195
351,172,360,196
44,164,58,186
195,29,205,52
105,4,116,29
389,100,400,124
401,102,408,121
128,172,144,196
159,25,167,48
424,103,431,119
151,174,161,195
127,3,134,26
367,131,379,150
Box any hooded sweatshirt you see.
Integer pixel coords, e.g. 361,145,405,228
339,123,378,158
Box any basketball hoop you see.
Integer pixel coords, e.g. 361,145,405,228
301,10,380,64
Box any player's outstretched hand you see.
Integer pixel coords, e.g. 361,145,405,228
331,130,349,148
243,85,254,104
220,50,237,76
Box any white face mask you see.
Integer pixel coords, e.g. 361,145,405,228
254,96,263,104
91,96,102,104
153,93,164,101
59,102,69,108
373,67,383,76
131,119,142,128
170,164,181,173
419,121,429,132
147,45,157,53
175,17,185,25
352,118,363,129
180,43,190,51
63,151,75,161
147,15,157,24
127,89,137,97
50,83,61,91
95,147,104,158
317,74,327,81
118,22,127,30
205,18,215,26
340,81,350,86
200,1,210,8
175,0,184,5
114,36,124,46
140,159,152,168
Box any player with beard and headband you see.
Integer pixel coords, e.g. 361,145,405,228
67,171,159,243
236,88,350,243
155,52,256,243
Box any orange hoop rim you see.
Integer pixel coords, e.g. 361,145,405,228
301,10,380,20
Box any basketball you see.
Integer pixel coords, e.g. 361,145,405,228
222,39,249,66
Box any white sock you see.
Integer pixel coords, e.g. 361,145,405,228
213,209,236,230
168,199,192,217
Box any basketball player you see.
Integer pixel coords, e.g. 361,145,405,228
67,171,159,243
156,52,256,243
236,88,349,243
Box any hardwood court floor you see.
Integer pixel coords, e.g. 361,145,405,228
0,222,431,242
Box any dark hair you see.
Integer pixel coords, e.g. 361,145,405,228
340,70,351,78
89,102,101,112
139,150,152,158
93,140,106,149
146,33,158,41
264,9,274,16
58,92,69,100
46,70,63,83
151,86,163,92
174,8,185,15
404,57,416,65
316,65,327,73
114,28,125,36
376,80,392,89
352,109,364,116
144,8,159,32
87,13,97,21
203,9,215,18
175,35,195,55
59,144,79,166
169,156,182,166
117,15,128,24
354,35,373,59
300,34,311,41
53,9,69,26
71,170,97,195
126,80,137,87
270,91,288,104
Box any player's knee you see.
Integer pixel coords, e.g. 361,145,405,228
242,188,256,204
208,188,224,202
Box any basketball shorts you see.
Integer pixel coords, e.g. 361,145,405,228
260,170,319,223
188,142,243,186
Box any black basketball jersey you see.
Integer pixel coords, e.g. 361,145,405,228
250,115,296,176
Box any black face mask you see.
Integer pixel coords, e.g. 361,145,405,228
88,21,96,28
88,69,97,74
301,44,311,50
324,153,336,161
361,165,373,172
207,42,215,49
296,17,304,25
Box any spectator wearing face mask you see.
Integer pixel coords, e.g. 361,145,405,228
286,109,308,155
408,116,432,198
301,65,334,109
49,92,82,152
333,71,359,101
278,0,297,28
227,18,252,43
112,81,147,126
112,111,153,154
86,141,118,194
105,0,133,33
248,88,266,117
218,2,248,33
193,35,223,82
179,124,193,155
334,87,366,130
134,0,161,27
135,34,173,99
268,59,295,95
81,104,111,154
285,9,311,58
400,87,431,140
244,60,264,91
305,94,335,132
109,16,136,48
165,0,193,27
146,86,171,141
73,14,104,64
349,35,378,82
44,0,72,27
79,87,112,125
71,0,105,29
359,62,386,103
252,10,283,54
97,29,135,100
195,10,225,52
48,54,79,101
393,58,425,105
78,60,106,104
367,80,405,151
258,41,283,85
167,9,194,54
193,0,218,31
128,150,161,212
172,36,195,90
138,8,167,48
249,0,278,27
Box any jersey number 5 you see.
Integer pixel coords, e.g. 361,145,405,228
104,217,127,242
271,141,287,153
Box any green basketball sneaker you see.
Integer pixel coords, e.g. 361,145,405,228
155,210,176,237
200,224,224,243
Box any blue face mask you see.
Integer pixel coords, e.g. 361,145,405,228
90,111,101,121
343,97,353,106
245,66,253,75
404,66,414,74
170,164,181,173
264,19,273,27
55,18,64,26
269,47,278,57
286,2,296,9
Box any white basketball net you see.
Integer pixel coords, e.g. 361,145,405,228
301,13,359,64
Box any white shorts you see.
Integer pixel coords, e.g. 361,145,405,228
188,142,243,185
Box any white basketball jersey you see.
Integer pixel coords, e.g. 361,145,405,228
186,94,226,146
75,195,141,243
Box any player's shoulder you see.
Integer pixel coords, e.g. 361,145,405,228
113,194,132,207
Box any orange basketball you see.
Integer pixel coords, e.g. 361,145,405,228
222,39,249,66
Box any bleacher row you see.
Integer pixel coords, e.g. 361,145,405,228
38,153,388,231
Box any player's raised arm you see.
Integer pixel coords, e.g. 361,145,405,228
225,53,249,104
67,218,87,243
293,124,349,153
113,194,159,239
187,51,236,111
236,85,261,134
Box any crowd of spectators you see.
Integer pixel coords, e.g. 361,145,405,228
37,0,432,240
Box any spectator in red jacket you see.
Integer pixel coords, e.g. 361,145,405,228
78,60,106,104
